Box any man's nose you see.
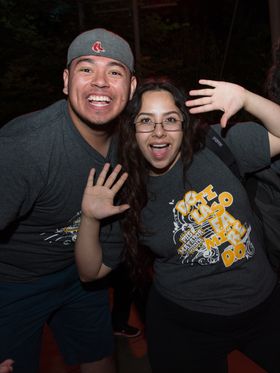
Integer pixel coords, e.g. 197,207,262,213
90,70,109,88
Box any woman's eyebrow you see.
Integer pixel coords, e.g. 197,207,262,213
137,110,181,116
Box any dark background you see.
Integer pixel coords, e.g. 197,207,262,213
0,0,272,125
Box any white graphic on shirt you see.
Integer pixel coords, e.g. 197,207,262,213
40,211,81,245
172,185,255,267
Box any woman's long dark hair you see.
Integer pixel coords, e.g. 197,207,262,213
118,77,207,281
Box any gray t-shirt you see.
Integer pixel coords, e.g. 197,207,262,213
0,100,123,282
141,122,277,316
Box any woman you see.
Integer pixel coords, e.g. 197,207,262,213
75,78,280,372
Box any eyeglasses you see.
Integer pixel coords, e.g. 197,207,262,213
134,118,183,133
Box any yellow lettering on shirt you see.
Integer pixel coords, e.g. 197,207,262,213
210,203,225,217
221,249,235,267
218,192,233,207
221,243,246,267
227,229,240,246
209,210,235,233
234,243,246,259
233,220,246,237
191,204,213,224
176,186,217,217
176,191,197,216
174,184,250,268
196,185,217,204
176,200,188,216
205,230,228,250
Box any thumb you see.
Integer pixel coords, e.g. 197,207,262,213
220,113,229,128
113,204,130,215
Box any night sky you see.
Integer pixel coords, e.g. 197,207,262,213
0,0,272,125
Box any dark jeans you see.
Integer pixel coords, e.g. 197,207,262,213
0,265,113,373
146,284,280,373
111,263,134,328
110,263,151,327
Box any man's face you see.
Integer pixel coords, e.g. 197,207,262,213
63,55,136,128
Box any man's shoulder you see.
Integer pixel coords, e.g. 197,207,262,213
0,99,68,138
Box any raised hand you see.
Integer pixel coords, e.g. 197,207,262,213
186,79,247,127
0,359,14,373
81,163,129,220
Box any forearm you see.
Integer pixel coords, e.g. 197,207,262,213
244,90,280,138
75,214,111,281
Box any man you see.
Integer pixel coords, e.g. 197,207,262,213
0,28,136,373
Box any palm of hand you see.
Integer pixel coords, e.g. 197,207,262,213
81,164,129,221
187,79,246,127
82,185,116,220
212,82,245,125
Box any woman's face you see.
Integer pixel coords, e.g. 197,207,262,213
135,90,184,176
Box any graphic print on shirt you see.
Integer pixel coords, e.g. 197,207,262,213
173,184,255,267
40,211,81,245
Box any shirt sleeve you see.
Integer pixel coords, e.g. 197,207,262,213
213,121,271,175
0,138,44,230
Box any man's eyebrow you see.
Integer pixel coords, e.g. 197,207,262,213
74,58,127,71
75,57,94,65
107,61,127,71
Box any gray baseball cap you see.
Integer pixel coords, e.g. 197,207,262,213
67,28,134,72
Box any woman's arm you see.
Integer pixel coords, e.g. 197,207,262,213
75,163,129,282
186,79,280,157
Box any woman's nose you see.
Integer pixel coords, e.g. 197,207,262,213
152,122,166,137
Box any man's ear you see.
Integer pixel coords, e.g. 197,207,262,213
62,69,69,95
129,76,137,100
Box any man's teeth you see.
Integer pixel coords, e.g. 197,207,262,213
88,95,111,103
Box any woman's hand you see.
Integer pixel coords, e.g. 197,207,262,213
186,79,247,127
81,163,129,221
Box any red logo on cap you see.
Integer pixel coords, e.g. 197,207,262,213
92,41,105,53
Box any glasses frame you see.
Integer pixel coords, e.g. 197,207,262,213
134,119,183,133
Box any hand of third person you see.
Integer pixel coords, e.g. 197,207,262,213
0,359,14,373
186,79,247,127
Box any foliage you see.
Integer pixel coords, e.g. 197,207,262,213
0,0,271,125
